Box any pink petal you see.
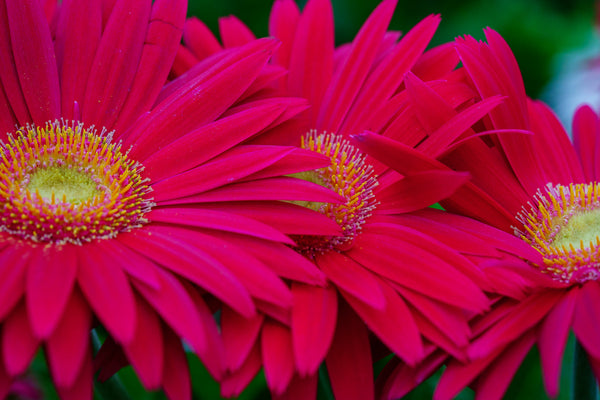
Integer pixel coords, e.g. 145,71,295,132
572,281,600,360
219,15,256,48
207,232,326,285
262,320,295,395
472,330,536,400
126,39,277,159
468,290,563,359
6,0,60,124
161,327,191,400
326,300,374,400
376,170,470,213
26,245,77,338
317,251,385,310
132,268,206,355
122,296,164,390
183,282,226,380
204,201,341,236
291,283,337,375
221,341,262,398
272,373,317,400
96,239,161,290
287,0,334,123
341,278,424,366
0,0,31,124
183,17,222,60
76,244,136,344
143,100,289,181
412,42,460,81
221,306,264,371
340,14,440,135
268,0,300,84
82,0,151,128
572,104,599,181
316,0,397,132
120,227,255,317
538,288,577,398
54,0,101,120
164,177,344,206
379,351,446,400
2,302,39,376
55,351,92,400
150,146,295,202
46,290,90,388
0,245,30,322
113,0,186,132
147,207,294,245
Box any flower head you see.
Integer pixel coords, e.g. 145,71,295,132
0,0,340,398
175,1,495,398
357,29,600,400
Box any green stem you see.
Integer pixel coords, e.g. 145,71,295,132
573,339,598,400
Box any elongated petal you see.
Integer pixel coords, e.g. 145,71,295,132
97,239,161,290
132,268,206,354
161,327,191,400
0,245,30,321
572,281,600,360
219,15,256,48
123,296,163,389
2,302,39,376
572,105,599,181
77,244,136,344
46,290,91,388
55,351,92,400
113,0,186,132
317,251,385,310
317,0,397,132
287,0,334,122
6,0,60,123
341,278,424,365
82,0,151,128
262,321,295,395
221,306,263,371
54,0,101,120
538,288,577,397
326,300,374,400
27,245,77,338
291,283,337,375
120,227,255,317
221,341,262,398
273,373,317,400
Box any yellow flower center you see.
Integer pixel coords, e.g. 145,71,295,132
0,121,152,244
292,131,378,255
516,182,600,283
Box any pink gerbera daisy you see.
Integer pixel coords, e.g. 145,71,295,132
173,1,498,399
356,29,600,400
0,0,340,399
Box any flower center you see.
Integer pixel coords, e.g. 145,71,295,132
516,182,600,284
291,131,378,256
0,121,152,244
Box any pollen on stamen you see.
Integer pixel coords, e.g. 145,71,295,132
291,131,378,256
515,182,600,284
0,120,153,245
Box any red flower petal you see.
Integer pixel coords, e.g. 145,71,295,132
46,290,91,388
123,296,164,390
76,244,136,344
54,0,101,120
221,306,263,371
326,300,374,400
162,327,191,400
573,281,600,360
3,301,39,376
55,351,92,400
272,373,317,400
26,245,77,338
572,104,600,181
291,283,337,375
6,0,60,124
82,0,151,129
221,341,262,398
538,288,577,397
219,15,256,48
0,245,30,322
262,320,295,395
316,0,396,132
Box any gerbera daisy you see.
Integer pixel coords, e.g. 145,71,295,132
173,1,496,398
355,29,600,400
0,0,341,399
